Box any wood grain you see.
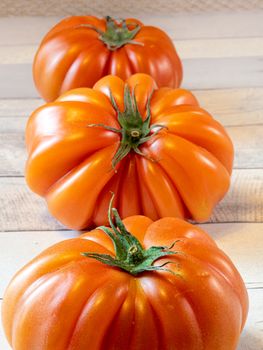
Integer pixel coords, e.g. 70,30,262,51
0,99,42,118
1,13,263,98
0,13,262,350
211,169,263,223
2,87,263,126
0,121,262,176
2,38,263,65
0,87,262,176
1,56,263,98
0,177,63,231
194,88,263,126
0,170,262,232
1,13,263,46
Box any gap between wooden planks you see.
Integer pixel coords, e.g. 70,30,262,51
0,169,262,232
1,56,263,98
0,124,261,175
0,87,262,175
0,87,262,228
1,87,263,126
1,38,263,64
0,13,263,97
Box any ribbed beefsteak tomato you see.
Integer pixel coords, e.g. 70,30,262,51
25,73,234,229
33,15,182,101
2,202,248,350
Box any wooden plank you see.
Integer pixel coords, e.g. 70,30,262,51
0,169,262,232
211,169,263,223
1,87,263,126
0,223,262,349
199,223,263,285
0,177,64,231
227,125,263,169
0,12,263,46
183,57,263,90
0,133,26,176
176,37,263,59
0,17,59,46
194,88,263,127
1,55,263,99
2,37,263,65
0,64,36,98
0,121,262,176
0,230,79,297
0,99,42,118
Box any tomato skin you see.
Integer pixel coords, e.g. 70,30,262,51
33,16,183,101
2,216,248,350
25,73,234,229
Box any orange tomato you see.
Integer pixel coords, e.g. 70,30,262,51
33,15,183,101
2,205,248,350
25,73,234,230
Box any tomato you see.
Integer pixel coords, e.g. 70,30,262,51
2,201,248,350
33,16,183,101
25,73,234,230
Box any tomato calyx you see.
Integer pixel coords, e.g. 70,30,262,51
101,16,143,50
88,85,166,168
82,194,181,276
76,16,143,50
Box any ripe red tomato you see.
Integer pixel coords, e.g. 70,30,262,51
2,204,248,349
33,15,183,101
25,73,234,229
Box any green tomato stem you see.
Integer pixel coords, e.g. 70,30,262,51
82,194,181,276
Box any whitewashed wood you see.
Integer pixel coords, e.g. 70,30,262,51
0,45,36,64
0,170,262,232
0,121,262,176
211,169,263,223
194,88,263,127
0,177,64,231
1,13,263,46
0,133,26,176
0,17,59,46
183,57,263,90
176,37,263,59
199,223,263,285
2,37,263,65
0,99,42,118
2,55,263,99
0,230,79,297
1,87,263,126
227,125,263,168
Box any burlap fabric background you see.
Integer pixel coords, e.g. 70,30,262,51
0,0,262,16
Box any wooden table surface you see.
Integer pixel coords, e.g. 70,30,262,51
0,12,262,349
